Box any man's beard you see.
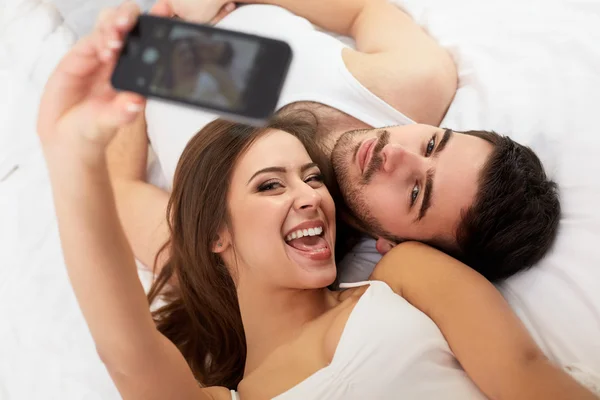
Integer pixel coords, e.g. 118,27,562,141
331,130,390,237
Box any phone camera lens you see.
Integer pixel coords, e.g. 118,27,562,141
142,47,160,64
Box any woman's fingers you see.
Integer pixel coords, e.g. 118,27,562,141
100,91,146,129
38,2,147,147
94,8,116,61
94,1,141,63
210,2,236,25
111,1,141,35
75,92,146,144
53,34,101,78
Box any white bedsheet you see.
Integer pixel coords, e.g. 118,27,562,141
1,0,599,399
393,0,600,368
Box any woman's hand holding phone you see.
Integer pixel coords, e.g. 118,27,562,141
35,0,238,154
37,1,146,153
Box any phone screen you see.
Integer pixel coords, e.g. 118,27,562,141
112,15,292,124
146,25,260,111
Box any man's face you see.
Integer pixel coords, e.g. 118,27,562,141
331,124,493,247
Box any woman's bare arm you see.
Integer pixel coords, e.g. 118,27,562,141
37,3,224,399
106,112,170,270
372,242,596,400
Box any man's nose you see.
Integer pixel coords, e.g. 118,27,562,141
381,144,426,175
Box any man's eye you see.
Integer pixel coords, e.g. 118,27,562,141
425,136,436,157
411,184,420,206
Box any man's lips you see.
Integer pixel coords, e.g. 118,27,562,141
357,138,377,176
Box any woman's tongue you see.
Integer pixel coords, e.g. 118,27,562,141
287,235,328,252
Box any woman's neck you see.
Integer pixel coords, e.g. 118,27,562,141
237,282,335,376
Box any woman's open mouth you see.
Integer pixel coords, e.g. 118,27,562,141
284,222,331,261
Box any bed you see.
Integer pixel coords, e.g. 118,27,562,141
1,0,599,398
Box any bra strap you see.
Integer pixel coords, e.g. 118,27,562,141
339,280,371,289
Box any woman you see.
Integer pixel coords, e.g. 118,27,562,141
38,3,596,399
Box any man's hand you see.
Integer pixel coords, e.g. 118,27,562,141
151,0,236,24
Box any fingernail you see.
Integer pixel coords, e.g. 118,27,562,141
125,102,143,113
226,3,235,11
107,39,122,49
116,16,129,27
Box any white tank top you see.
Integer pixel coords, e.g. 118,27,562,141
145,4,414,185
230,280,485,399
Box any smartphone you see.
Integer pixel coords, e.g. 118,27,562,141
111,15,293,126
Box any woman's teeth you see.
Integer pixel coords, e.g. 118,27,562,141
285,226,323,242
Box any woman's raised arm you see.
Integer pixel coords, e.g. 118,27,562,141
37,2,226,399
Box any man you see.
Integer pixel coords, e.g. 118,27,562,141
328,124,560,282
108,0,559,282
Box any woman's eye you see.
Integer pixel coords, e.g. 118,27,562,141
411,184,420,206
425,136,436,157
258,180,282,192
305,173,324,185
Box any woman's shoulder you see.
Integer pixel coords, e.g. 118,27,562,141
370,241,442,295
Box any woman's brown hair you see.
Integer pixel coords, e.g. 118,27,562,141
146,113,340,389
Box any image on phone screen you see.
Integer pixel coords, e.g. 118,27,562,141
146,25,261,111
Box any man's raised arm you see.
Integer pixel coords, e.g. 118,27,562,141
238,0,457,125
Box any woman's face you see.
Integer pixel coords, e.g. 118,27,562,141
222,130,337,290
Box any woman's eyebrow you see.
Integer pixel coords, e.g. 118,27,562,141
247,167,286,184
247,163,319,184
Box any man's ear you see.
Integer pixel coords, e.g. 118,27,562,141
375,237,395,255
212,228,232,253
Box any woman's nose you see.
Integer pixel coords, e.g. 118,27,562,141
381,144,425,175
293,183,322,212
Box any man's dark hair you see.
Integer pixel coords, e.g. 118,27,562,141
452,130,561,282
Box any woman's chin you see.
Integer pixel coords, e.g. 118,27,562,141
285,244,337,288
299,268,337,289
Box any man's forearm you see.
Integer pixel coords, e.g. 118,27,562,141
237,0,376,37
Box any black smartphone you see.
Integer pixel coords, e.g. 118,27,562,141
111,15,292,125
